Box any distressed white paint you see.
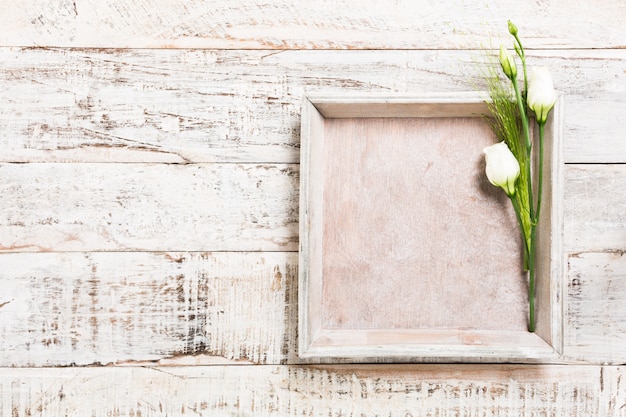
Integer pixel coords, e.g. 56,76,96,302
564,165,626,252
0,49,624,164
0,252,297,366
1,0,625,49
0,0,624,415
1,166,625,366
0,163,298,252
0,365,621,416
566,252,626,363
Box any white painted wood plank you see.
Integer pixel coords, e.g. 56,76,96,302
565,252,626,364
0,365,619,416
564,165,626,252
600,367,626,416
0,48,302,164
0,252,297,366
0,48,624,163
0,366,287,417
288,365,613,416
1,0,625,49
0,164,618,255
0,163,298,252
0,249,623,366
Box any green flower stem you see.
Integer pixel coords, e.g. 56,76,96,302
512,81,531,151
511,189,536,332
528,224,536,333
511,80,534,221
535,123,546,224
512,33,528,97
526,123,545,333
509,38,536,333
510,195,530,271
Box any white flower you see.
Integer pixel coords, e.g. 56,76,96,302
527,67,557,124
483,141,520,197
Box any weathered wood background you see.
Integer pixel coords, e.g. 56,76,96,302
0,1,625,415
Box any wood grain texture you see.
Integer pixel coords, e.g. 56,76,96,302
0,248,622,366
564,165,626,252
1,0,625,49
0,48,624,164
321,117,526,331
0,1,625,414
0,252,298,366
0,165,622,365
0,365,622,416
601,366,626,416
0,163,298,252
0,164,618,255
566,252,626,364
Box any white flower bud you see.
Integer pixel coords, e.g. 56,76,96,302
483,141,520,197
527,67,557,124
499,45,517,80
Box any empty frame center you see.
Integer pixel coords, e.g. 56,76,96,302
321,117,527,331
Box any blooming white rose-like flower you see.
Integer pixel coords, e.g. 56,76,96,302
483,141,520,197
527,67,557,124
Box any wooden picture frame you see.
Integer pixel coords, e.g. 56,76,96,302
298,92,564,363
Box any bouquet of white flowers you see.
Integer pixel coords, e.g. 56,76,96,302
482,21,557,332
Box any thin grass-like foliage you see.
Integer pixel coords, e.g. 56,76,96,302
485,71,532,266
